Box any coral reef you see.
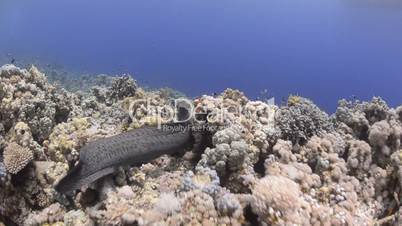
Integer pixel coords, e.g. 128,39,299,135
1,64,402,226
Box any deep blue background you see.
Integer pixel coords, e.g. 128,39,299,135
1,0,401,111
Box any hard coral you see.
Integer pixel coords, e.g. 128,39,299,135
335,97,391,140
179,190,219,225
369,120,392,148
362,97,389,124
64,209,94,226
346,140,372,179
182,167,221,195
251,175,308,225
198,125,249,177
0,65,74,142
47,117,91,163
397,106,402,122
24,203,66,226
153,193,181,216
0,64,401,226
8,122,45,160
215,192,243,219
91,75,137,106
108,75,138,102
275,97,333,144
3,142,33,174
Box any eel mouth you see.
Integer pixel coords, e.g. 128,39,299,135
55,162,115,196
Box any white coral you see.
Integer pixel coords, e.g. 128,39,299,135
154,193,181,216
369,120,391,147
251,175,307,225
346,140,372,179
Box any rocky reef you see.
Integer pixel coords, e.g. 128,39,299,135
0,64,402,226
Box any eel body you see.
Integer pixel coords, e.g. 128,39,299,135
0,155,6,178
55,125,194,196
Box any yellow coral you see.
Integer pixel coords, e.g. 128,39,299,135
42,223,64,226
58,134,75,152
144,115,162,127
317,186,331,202
192,174,212,187
71,117,89,131
47,117,90,163
287,95,301,106
9,75,20,84
129,115,164,129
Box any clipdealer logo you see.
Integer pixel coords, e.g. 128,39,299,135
127,97,276,130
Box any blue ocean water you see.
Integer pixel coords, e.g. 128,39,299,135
1,0,401,112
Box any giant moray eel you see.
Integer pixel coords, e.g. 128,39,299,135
55,124,195,196
0,154,6,178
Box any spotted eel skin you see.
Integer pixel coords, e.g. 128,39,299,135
55,124,194,196
0,155,6,178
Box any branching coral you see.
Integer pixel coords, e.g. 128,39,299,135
178,190,221,225
215,192,243,219
64,209,94,226
275,96,334,144
369,120,392,148
346,140,372,179
91,75,138,106
182,167,220,195
196,123,260,193
335,97,392,141
362,97,389,124
24,203,66,226
397,106,402,123
198,125,249,176
390,150,402,188
0,65,74,142
108,75,138,102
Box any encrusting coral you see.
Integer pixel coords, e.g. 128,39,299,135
0,64,402,226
